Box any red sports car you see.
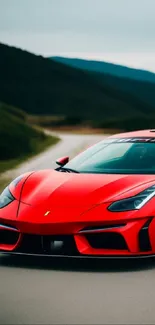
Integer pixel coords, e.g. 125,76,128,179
1,129,155,258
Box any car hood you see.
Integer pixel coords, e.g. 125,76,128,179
19,169,155,208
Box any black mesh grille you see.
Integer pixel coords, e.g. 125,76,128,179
85,232,128,250
16,234,79,255
138,218,152,252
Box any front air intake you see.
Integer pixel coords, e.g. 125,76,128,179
138,218,153,252
85,232,128,250
0,229,19,245
16,234,79,255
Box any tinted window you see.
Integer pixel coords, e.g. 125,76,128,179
64,139,155,174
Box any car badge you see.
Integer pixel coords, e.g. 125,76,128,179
44,211,51,216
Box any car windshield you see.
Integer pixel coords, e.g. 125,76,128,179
64,137,155,174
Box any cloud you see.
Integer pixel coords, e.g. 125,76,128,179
0,0,155,71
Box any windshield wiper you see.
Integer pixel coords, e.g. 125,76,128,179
58,167,79,173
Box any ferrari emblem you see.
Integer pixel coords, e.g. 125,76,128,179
44,211,51,216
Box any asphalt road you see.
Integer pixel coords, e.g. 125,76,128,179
1,132,155,324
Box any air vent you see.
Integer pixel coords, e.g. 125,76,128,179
79,223,126,233
85,232,128,250
0,229,19,245
138,218,153,252
16,234,79,255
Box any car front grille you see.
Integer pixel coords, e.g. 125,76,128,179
15,234,79,256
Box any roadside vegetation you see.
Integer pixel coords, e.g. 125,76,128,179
28,114,155,133
0,103,60,174
0,177,11,193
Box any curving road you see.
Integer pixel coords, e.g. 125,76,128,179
1,132,155,324
2,132,104,179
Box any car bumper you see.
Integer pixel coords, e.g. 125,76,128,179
1,199,155,257
0,216,155,258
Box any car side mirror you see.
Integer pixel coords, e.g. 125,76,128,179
56,156,69,167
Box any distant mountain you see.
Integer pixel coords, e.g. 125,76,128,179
51,56,155,111
1,43,155,132
51,57,155,84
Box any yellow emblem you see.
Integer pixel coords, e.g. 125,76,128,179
44,211,51,216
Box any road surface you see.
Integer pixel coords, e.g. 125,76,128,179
1,132,155,324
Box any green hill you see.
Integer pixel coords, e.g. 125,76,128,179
52,57,155,110
1,43,155,131
0,102,59,173
52,56,155,84
91,71,155,112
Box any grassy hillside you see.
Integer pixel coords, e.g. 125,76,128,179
91,71,155,112
1,43,155,131
0,103,59,173
52,57,155,110
0,43,155,124
52,56,155,84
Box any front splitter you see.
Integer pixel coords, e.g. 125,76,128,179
0,251,155,259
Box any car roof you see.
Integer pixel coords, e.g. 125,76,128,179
109,129,155,138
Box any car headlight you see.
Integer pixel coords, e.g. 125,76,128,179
108,185,155,212
0,187,15,209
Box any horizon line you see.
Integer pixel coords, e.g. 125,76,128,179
1,41,155,74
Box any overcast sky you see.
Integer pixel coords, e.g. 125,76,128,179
0,0,155,71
